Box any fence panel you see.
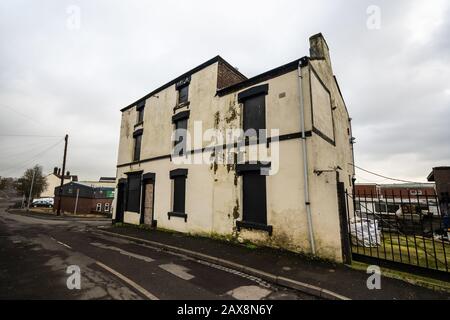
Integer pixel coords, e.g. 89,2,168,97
347,190,449,274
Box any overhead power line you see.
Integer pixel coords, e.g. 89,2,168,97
0,138,64,177
0,134,62,138
0,104,44,126
0,140,56,160
350,163,424,184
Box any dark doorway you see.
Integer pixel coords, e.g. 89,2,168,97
141,173,156,227
115,180,126,223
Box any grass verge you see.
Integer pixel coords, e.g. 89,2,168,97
350,261,450,294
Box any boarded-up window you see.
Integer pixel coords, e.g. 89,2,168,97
178,85,189,104
170,169,187,214
243,171,267,225
126,173,141,213
243,95,266,138
238,84,268,139
136,101,145,124
137,107,144,123
173,176,186,213
172,112,189,156
133,132,142,161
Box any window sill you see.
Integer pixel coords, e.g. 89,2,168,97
174,101,190,111
236,220,273,236
134,121,144,128
168,211,188,222
125,210,140,214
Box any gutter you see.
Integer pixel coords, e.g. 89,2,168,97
94,228,349,300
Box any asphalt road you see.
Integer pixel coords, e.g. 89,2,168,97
0,200,314,300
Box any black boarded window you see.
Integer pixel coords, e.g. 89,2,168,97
238,84,268,139
126,173,141,213
137,107,144,123
178,85,189,104
136,101,145,124
174,118,187,156
170,169,188,214
133,132,142,161
173,176,186,213
242,171,267,225
243,94,266,139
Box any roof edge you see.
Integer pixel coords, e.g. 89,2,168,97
121,55,242,112
217,56,309,97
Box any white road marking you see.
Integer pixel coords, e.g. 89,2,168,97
90,242,154,262
95,261,159,300
49,236,72,249
57,241,72,249
93,232,275,289
226,285,272,300
159,263,195,280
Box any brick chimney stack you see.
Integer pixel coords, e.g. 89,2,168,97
309,33,332,70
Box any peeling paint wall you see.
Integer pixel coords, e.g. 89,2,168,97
305,56,354,261
210,72,312,253
115,37,354,262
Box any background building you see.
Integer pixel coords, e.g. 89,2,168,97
427,166,450,215
40,167,78,198
355,182,436,197
54,179,115,214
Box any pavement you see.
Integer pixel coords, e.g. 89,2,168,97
100,225,450,300
2,199,449,300
7,208,110,221
0,200,313,300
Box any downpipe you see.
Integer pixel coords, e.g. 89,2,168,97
298,62,316,255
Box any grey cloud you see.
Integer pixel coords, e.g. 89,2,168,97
0,0,448,182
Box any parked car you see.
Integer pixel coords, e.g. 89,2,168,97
32,198,54,208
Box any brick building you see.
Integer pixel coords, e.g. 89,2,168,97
54,180,115,214
355,183,436,197
427,166,450,215
40,167,78,198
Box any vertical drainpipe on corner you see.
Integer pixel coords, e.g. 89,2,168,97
298,60,316,255
349,117,357,211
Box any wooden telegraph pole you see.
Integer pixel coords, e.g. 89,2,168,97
56,134,68,216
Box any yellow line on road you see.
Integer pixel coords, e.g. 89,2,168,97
95,261,159,300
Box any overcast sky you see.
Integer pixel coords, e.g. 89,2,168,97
0,0,449,182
